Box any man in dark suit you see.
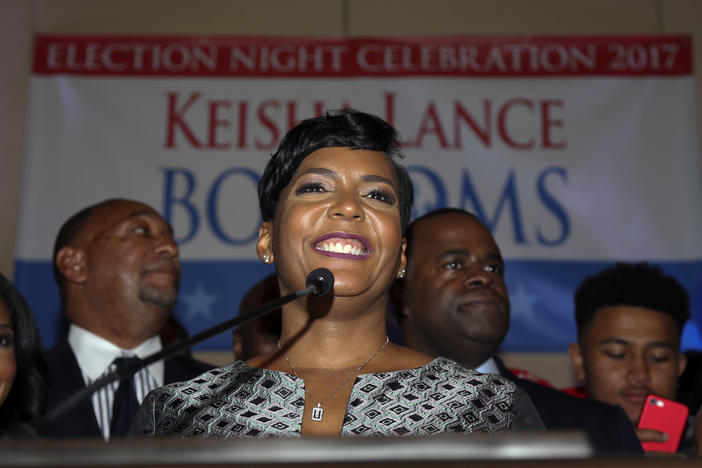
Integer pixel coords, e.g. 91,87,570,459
393,208,642,455
45,199,212,439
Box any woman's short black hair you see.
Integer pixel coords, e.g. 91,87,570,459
0,273,47,425
258,109,414,232
574,262,690,339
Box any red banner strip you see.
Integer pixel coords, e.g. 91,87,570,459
33,35,692,77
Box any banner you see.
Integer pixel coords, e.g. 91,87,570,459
16,35,702,351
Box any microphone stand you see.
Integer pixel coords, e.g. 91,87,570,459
5,283,318,440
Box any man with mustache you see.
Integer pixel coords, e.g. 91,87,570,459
568,262,689,451
45,199,211,439
394,208,641,454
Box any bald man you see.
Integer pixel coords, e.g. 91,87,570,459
44,199,211,439
394,208,642,455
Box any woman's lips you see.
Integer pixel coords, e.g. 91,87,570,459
311,232,371,260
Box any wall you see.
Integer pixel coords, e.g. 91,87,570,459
1,0,701,387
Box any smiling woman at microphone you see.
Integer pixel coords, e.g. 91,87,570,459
131,109,543,438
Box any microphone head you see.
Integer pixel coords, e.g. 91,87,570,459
306,268,334,296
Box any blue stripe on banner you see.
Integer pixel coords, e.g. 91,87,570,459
502,260,702,351
13,260,276,350
14,259,702,352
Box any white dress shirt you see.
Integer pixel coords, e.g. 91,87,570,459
475,356,501,375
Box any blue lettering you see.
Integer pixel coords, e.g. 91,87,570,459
162,167,199,243
207,168,260,245
460,169,527,244
536,166,570,246
406,165,448,218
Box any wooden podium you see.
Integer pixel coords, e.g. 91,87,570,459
0,432,694,467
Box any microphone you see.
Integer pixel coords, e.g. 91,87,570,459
3,269,334,440
305,268,334,296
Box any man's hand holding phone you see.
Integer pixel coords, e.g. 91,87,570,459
637,394,688,455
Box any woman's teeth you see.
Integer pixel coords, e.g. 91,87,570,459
316,241,367,256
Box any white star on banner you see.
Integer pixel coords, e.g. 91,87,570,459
510,282,539,320
181,283,218,320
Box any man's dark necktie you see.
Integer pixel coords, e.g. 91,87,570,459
110,356,140,438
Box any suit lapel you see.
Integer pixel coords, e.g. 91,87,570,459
44,340,102,437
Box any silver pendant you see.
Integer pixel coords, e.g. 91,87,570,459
311,404,324,422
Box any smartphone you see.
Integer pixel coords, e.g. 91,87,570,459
637,394,689,453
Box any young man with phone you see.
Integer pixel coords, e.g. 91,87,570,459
638,394,688,453
568,262,690,454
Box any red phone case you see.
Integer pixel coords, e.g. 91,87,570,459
637,394,689,453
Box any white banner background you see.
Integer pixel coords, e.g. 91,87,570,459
15,35,702,351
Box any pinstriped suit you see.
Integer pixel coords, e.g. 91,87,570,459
43,339,213,438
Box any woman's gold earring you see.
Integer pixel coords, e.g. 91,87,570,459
398,269,406,279
263,253,271,264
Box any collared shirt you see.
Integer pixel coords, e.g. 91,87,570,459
475,357,500,375
68,324,163,440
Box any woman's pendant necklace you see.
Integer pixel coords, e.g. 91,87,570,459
311,403,324,421
277,337,390,422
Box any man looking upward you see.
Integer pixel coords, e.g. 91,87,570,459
45,199,211,439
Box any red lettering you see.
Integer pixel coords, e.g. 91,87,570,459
413,102,449,148
286,101,301,133
453,100,491,149
207,100,231,149
313,100,326,117
540,99,565,149
383,92,396,127
256,100,280,150
237,101,248,149
498,98,534,150
165,92,203,148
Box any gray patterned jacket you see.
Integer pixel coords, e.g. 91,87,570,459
130,357,544,438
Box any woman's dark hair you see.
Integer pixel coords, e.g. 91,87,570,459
574,262,690,339
258,109,414,232
0,273,47,425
